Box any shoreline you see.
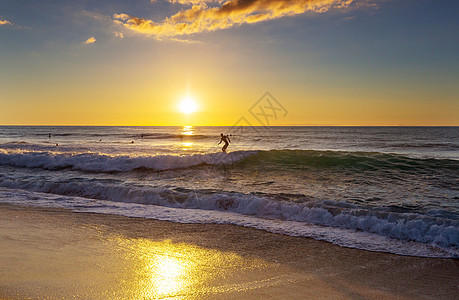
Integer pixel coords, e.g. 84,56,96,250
1,203,458,299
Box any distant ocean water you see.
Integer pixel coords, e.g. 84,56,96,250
0,126,458,258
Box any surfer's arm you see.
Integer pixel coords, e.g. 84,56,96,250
218,138,222,144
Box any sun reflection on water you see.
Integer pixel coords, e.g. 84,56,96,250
180,126,195,151
181,125,194,136
181,142,194,150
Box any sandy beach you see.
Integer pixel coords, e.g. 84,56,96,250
0,203,457,299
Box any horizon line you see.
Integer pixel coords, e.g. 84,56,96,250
0,124,458,127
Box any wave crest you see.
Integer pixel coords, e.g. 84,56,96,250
0,149,257,172
1,149,457,173
0,176,457,255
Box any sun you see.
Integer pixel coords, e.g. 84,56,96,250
179,97,197,114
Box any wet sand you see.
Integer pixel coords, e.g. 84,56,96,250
0,204,457,299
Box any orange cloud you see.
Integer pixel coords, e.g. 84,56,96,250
0,19,12,26
114,0,359,37
82,36,96,44
168,0,225,4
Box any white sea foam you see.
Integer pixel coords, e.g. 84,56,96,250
0,188,456,258
0,180,457,258
0,149,257,172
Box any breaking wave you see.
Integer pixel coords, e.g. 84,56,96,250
0,149,457,173
0,149,257,172
0,176,457,258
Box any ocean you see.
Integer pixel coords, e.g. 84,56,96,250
0,126,457,258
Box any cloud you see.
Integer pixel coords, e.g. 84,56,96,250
82,36,96,44
169,37,203,44
113,13,130,21
168,0,224,4
114,0,365,38
0,19,30,30
0,19,12,26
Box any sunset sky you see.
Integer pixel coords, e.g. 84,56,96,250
0,0,458,126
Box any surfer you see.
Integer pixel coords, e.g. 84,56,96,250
218,133,231,152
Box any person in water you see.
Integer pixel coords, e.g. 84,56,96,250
218,133,231,152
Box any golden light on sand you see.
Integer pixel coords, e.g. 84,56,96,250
179,97,197,114
116,238,193,299
110,237,278,299
149,254,183,296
